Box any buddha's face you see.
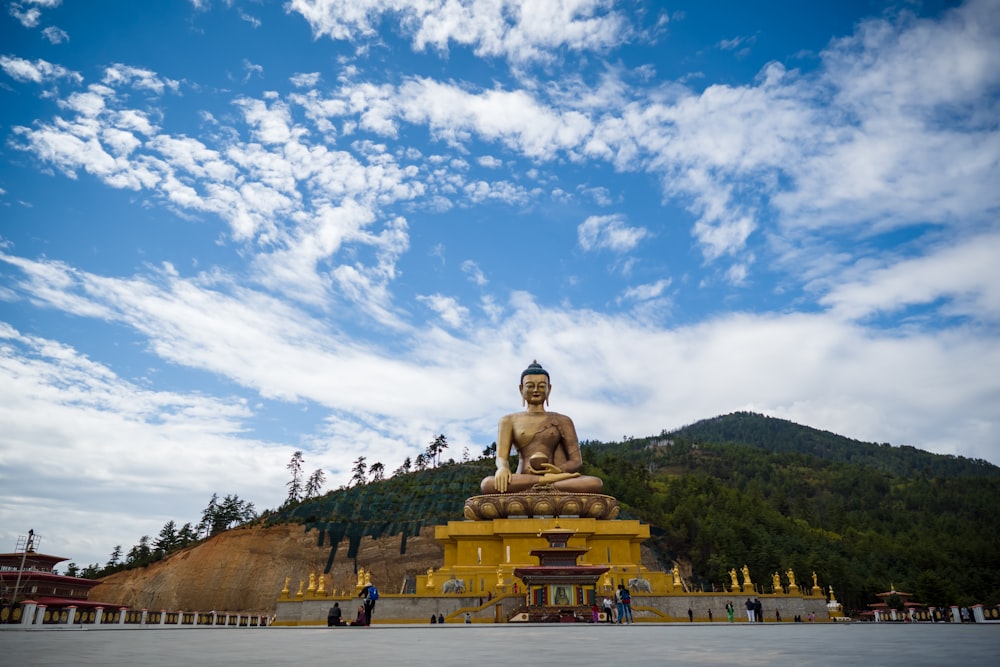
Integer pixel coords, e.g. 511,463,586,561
520,373,550,405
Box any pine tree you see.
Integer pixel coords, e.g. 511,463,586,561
286,450,305,504
304,468,326,498
351,456,368,486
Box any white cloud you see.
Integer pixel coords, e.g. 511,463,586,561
0,55,82,84
41,25,68,43
820,231,1000,323
461,260,488,286
417,293,469,328
578,213,648,252
287,0,632,64
621,278,671,303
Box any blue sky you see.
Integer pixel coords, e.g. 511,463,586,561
1,0,998,568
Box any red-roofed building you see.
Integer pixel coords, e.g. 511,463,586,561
1,530,121,624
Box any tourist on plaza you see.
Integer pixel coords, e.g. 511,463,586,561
745,598,755,622
616,584,633,624
708,608,713,622
754,598,763,622
351,605,366,626
326,602,343,627
359,583,378,625
688,608,694,622
726,601,734,622
438,612,445,624
603,595,615,623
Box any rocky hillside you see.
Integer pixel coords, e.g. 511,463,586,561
89,523,445,613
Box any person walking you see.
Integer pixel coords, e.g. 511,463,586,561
726,601,734,623
359,583,379,626
621,585,634,624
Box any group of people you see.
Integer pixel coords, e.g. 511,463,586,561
326,584,379,627
745,598,763,622
599,584,633,623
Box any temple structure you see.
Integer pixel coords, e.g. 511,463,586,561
508,526,609,622
0,531,120,625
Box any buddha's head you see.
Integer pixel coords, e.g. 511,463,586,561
520,360,551,406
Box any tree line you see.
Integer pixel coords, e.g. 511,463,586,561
69,435,459,578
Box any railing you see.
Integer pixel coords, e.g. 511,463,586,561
1,602,271,629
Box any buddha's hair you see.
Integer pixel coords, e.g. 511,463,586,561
520,360,550,381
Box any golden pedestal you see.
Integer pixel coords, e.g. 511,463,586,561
420,515,666,597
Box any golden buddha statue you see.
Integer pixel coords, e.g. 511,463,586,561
480,361,603,494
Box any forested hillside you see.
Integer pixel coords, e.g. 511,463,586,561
670,411,999,478
275,413,998,614
91,412,999,616
584,413,1000,613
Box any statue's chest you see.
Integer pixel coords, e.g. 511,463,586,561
514,416,558,443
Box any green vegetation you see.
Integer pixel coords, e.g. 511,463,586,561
81,413,1000,616
583,413,1000,613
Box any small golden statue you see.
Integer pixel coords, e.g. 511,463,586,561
729,568,740,592
281,576,290,598
317,574,326,595
741,564,752,591
772,571,782,592
497,565,505,587
356,567,365,589
786,568,798,592
364,570,371,587
672,564,681,587
426,567,435,588
296,579,305,598
307,572,317,593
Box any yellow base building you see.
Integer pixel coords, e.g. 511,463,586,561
424,516,667,598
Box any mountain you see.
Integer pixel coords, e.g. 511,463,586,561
668,411,999,478
92,412,1000,615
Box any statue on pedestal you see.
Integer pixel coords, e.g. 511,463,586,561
741,564,752,592
466,361,617,520
729,568,740,592
480,361,603,494
786,568,798,592
772,571,782,593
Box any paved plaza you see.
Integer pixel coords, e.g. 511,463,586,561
2,623,998,666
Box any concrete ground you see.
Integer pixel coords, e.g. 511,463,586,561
2,623,997,666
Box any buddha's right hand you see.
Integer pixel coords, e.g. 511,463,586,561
494,467,512,493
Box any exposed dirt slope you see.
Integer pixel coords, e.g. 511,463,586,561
89,523,444,613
